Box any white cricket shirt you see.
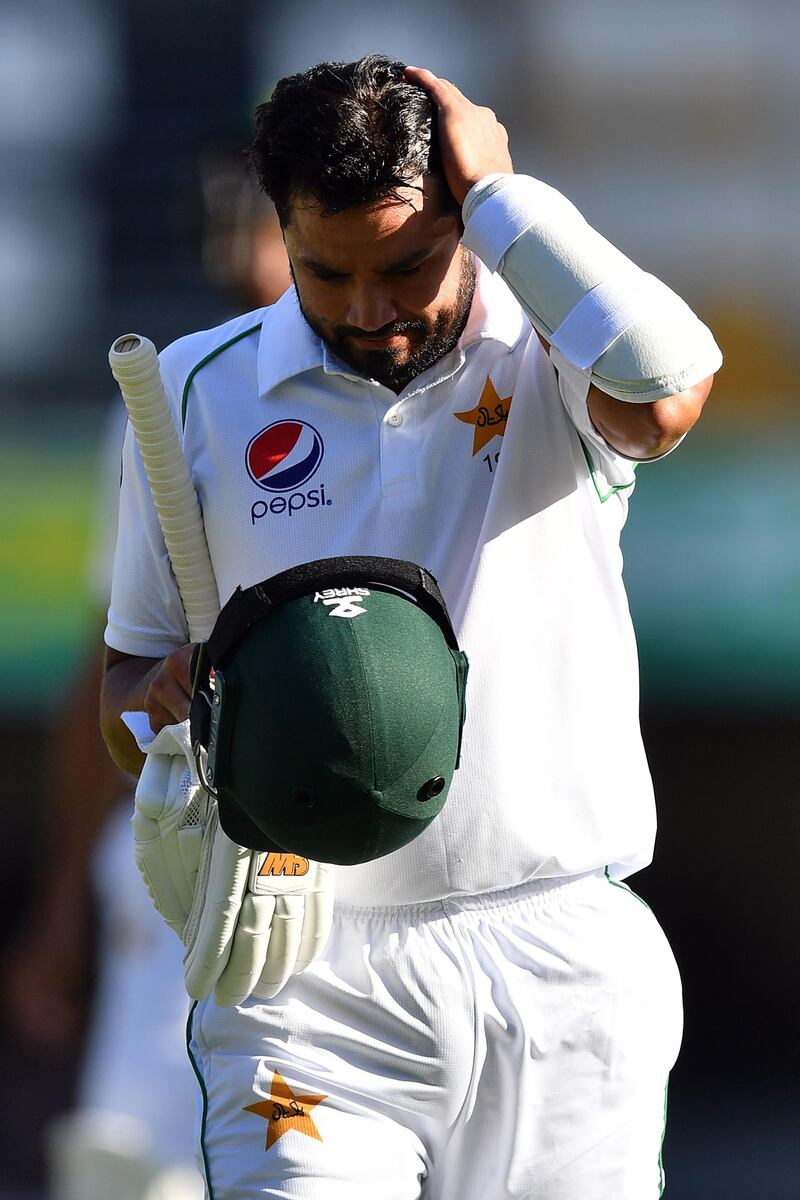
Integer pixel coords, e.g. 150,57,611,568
107,177,719,906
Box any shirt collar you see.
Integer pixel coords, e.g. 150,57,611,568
256,288,324,396
256,254,525,398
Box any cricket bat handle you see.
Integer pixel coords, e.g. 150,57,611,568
108,334,220,642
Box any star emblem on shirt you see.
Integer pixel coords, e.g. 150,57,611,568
243,1070,327,1151
454,376,513,455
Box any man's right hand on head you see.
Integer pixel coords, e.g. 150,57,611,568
403,66,514,207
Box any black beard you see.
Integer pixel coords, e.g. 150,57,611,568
293,253,476,393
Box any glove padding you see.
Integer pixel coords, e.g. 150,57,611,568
129,717,334,1006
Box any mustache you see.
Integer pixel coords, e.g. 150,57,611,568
334,319,427,341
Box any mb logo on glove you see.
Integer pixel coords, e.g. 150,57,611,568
258,853,310,878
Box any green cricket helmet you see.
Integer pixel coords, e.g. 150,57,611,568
189,556,468,865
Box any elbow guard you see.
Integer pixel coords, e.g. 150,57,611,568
462,174,722,403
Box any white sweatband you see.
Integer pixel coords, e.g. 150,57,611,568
463,174,722,402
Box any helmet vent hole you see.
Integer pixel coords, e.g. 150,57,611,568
291,785,317,808
418,776,445,802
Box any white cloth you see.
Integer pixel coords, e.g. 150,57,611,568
188,871,682,1199
107,255,658,907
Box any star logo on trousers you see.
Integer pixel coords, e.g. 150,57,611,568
454,376,513,455
244,1070,327,1151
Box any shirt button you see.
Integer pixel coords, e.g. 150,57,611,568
387,412,403,427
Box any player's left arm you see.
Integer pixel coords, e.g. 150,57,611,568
406,66,719,460
581,374,711,460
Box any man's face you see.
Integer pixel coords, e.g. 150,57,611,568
283,178,475,392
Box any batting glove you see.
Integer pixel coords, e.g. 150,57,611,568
128,715,334,1006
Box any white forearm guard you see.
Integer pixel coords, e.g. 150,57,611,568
462,174,722,402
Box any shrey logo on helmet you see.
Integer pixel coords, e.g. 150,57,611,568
246,420,324,493
314,587,370,619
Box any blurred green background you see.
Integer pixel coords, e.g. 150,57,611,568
0,418,98,709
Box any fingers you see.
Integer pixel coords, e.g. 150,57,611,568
295,885,334,974
404,65,513,205
164,642,198,694
177,820,204,897
132,809,189,933
145,690,189,731
183,839,335,1006
405,65,464,107
214,893,277,1007
252,894,305,999
183,823,252,1000
134,755,198,912
134,753,174,818
144,643,197,730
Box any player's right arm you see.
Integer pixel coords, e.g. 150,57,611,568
102,343,202,774
101,643,195,776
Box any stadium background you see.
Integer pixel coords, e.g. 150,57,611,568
1,0,797,1196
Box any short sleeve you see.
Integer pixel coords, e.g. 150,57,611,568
549,345,686,504
549,346,638,499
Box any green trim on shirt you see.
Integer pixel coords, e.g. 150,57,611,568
186,1001,216,1200
579,438,637,504
181,321,263,428
603,864,651,908
658,1077,670,1196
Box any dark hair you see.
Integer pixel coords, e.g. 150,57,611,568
246,54,453,225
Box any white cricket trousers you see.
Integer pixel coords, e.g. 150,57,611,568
188,869,682,1199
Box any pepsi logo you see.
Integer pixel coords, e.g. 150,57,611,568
246,420,324,493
